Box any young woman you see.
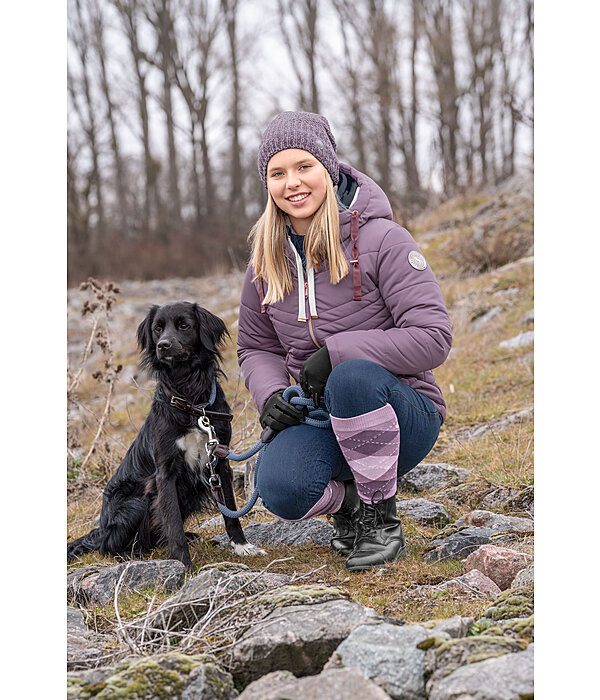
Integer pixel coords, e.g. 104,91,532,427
237,111,452,571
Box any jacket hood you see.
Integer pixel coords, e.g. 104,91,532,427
337,162,393,240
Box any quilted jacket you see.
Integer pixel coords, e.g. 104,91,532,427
236,163,452,421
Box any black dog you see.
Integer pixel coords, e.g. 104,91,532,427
67,302,262,569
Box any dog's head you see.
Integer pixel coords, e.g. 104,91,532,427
136,302,229,374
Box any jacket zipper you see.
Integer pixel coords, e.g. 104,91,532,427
304,281,321,349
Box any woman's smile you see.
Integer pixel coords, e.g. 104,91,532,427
287,192,311,205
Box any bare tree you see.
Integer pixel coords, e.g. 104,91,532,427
462,0,502,185
395,0,425,207
277,0,320,113
221,0,246,233
423,0,462,196
171,0,222,224
90,1,129,234
146,0,183,235
69,0,106,249
113,0,162,238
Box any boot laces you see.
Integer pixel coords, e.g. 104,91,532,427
357,498,385,536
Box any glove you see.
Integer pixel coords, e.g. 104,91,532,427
299,346,332,407
259,389,307,433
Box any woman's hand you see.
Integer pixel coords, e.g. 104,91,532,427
299,346,332,407
260,389,307,433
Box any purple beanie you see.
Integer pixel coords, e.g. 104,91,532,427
257,111,339,187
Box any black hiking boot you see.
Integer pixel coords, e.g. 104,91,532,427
330,480,360,557
345,495,406,571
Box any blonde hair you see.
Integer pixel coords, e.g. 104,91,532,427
249,172,349,305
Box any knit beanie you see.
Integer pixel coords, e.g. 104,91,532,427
257,111,339,187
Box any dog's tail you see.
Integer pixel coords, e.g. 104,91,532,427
67,529,104,561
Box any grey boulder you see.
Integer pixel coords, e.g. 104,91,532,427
224,586,379,686
398,463,470,494
397,498,452,526
67,559,186,607
331,622,431,700
425,527,497,562
212,518,333,549
428,642,533,700
238,668,392,699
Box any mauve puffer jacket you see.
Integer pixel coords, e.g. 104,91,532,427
236,163,453,421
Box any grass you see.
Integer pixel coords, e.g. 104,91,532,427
67,183,534,636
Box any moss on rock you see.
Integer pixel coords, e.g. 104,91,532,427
67,653,235,699
253,584,347,608
482,585,533,622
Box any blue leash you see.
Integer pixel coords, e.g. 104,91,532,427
214,385,331,519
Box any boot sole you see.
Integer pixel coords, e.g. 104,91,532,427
345,544,407,571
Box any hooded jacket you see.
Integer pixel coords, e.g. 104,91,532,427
237,163,453,422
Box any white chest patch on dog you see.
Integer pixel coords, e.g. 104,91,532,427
176,429,208,469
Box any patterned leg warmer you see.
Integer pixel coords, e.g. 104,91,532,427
275,480,346,522
330,404,400,503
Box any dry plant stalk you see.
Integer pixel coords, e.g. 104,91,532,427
116,557,328,657
67,278,122,478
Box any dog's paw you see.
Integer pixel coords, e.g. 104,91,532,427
230,542,267,556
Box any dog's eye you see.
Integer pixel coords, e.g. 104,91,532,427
153,325,163,334
178,322,190,330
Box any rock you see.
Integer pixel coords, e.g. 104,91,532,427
481,585,534,622
470,306,503,330
464,544,533,590
397,498,451,527
211,518,334,549
67,652,237,699
147,565,291,636
435,569,502,597
67,559,186,607
519,309,534,325
398,463,470,494
238,668,392,700
498,330,534,349
472,615,534,643
453,407,533,442
427,642,533,700
428,615,474,638
67,606,114,671
453,509,533,534
512,562,534,588
224,587,379,686
479,484,534,514
198,514,224,531
332,622,430,700
424,527,496,562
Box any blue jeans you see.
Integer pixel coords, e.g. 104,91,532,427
256,359,442,520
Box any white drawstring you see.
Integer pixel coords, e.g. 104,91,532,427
307,266,318,318
288,239,307,322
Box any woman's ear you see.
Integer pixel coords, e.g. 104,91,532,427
193,304,229,353
137,305,158,355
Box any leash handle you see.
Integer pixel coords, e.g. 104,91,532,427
260,426,277,444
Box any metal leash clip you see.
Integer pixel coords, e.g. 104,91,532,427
198,415,219,459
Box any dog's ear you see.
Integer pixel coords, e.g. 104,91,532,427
193,304,229,354
137,305,159,354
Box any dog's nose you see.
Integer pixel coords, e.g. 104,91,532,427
157,339,172,351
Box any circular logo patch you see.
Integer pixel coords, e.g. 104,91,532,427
408,250,427,270
315,138,324,149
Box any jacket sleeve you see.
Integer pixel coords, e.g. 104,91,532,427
237,265,291,412
325,225,452,375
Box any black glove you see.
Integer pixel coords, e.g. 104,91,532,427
259,389,307,433
299,346,332,407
